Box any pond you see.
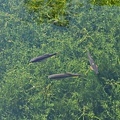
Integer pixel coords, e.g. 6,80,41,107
0,0,120,120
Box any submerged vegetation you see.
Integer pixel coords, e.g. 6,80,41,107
24,0,120,26
24,0,70,26
0,0,120,120
90,0,120,6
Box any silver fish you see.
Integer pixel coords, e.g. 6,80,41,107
48,72,80,79
87,51,98,74
30,53,57,63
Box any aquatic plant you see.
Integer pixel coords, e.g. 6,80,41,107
90,0,120,6
0,0,120,120
24,0,70,26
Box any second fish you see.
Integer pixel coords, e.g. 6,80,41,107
30,53,57,63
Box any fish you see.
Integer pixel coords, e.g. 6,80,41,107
87,51,98,74
48,72,81,79
30,53,57,63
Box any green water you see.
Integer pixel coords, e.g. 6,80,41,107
0,0,120,120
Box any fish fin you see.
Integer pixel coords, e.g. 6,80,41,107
90,65,98,71
90,66,93,70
